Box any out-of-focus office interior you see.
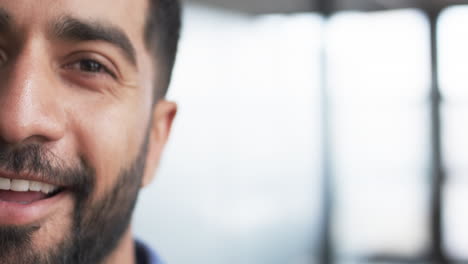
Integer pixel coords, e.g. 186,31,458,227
133,0,468,263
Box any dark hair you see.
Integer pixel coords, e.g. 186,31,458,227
144,0,181,101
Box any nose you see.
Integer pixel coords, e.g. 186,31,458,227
0,48,65,145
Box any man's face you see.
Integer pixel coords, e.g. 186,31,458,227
0,0,176,263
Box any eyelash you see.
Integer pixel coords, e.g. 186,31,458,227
0,48,120,81
62,55,117,79
67,58,117,79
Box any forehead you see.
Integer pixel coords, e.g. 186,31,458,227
0,0,148,43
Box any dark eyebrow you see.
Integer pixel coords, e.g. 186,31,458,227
52,16,137,66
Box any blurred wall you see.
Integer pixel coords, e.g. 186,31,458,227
133,4,324,264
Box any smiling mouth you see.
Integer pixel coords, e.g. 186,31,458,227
0,177,64,204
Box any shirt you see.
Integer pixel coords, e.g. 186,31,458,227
135,240,164,264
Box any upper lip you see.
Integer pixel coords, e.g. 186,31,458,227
0,170,64,187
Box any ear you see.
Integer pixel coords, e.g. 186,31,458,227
141,100,177,187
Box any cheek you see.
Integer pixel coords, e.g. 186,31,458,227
65,93,150,199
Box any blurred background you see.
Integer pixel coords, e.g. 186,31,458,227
133,0,468,263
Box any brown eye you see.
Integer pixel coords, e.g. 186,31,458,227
64,55,118,80
79,59,106,73
67,58,117,79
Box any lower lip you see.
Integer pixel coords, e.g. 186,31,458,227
0,190,70,226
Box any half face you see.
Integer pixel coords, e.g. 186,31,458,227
0,0,176,263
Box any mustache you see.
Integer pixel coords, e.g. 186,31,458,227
0,142,93,189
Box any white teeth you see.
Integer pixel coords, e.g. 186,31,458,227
41,183,55,194
11,179,29,192
0,178,10,190
0,177,58,194
29,181,42,192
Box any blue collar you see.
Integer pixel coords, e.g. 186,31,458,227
135,240,164,264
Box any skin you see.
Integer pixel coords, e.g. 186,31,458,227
0,0,177,263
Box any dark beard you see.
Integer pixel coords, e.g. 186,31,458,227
0,134,148,264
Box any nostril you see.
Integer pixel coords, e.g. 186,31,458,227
0,102,65,144
20,135,52,145
0,121,53,145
